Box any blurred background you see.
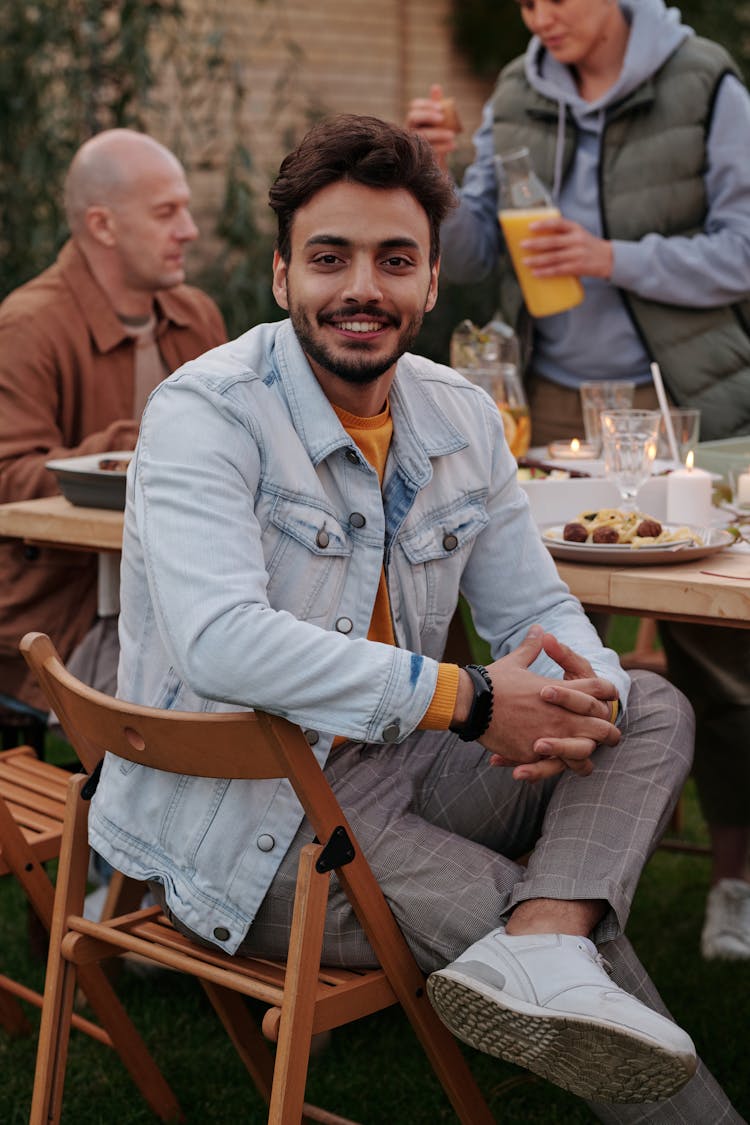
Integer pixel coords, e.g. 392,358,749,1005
2,0,748,351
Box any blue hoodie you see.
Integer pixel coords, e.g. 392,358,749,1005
441,0,750,388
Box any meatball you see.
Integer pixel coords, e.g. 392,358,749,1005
636,518,662,539
592,525,620,544
563,522,589,543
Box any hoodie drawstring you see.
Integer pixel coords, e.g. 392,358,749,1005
552,100,566,203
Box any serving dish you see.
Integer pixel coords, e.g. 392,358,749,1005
541,523,735,566
46,451,132,510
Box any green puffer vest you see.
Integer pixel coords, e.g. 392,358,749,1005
492,38,750,440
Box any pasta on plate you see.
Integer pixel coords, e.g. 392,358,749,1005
555,509,702,548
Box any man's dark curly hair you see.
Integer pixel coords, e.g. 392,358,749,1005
268,114,456,267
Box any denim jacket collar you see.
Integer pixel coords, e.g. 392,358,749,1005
272,319,470,488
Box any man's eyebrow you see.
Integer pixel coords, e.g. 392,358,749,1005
304,235,421,251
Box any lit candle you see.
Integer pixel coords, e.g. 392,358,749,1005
548,438,597,460
736,465,750,508
666,451,713,526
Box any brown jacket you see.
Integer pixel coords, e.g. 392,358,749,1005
0,240,226,708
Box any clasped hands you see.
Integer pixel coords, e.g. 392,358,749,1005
475,624,621,783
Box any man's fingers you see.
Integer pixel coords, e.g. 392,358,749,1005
512,758,568,783
541,633,595,680
504,624,545,669
534,735,597,762
540,683,614,719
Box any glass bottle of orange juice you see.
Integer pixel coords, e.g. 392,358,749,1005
495,148,583,319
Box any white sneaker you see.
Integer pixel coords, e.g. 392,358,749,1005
427,928,697,1103
701,879,750,960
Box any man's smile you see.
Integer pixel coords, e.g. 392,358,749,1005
321,307,400,343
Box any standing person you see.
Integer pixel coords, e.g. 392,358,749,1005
0,129,226,715
88,115,743,1121
407,0,750,960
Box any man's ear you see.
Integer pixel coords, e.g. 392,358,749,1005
84,205,117,249
424,258,440,314
272,249,290,311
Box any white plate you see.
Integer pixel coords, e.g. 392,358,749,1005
46,451,132,510
541,523,736,566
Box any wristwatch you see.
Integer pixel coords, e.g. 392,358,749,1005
450,663,494,743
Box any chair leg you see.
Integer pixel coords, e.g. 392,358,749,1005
335,859,495,1125
76,961,183,1120
30,776,182,1124
268,844,335,1124
29,955,79,1125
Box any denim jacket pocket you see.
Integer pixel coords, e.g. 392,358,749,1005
398,495,489,627
266,494,352,625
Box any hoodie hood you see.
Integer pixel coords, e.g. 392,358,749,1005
524,0,692,114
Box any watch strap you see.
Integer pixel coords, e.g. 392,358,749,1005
450,663,494,743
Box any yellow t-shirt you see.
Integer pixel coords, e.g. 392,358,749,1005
333,402,459,730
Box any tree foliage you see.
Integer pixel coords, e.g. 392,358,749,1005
0,0,176,299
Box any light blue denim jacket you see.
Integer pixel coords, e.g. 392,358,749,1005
89,319,630,954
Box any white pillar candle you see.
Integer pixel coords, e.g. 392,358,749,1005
666,453,713,526
736,468,750,507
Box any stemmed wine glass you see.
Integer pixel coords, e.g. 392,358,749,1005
600,410,661,511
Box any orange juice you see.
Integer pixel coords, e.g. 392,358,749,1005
497,402,531,458
499,207,584,318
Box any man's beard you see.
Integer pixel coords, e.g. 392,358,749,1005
289,301,425,386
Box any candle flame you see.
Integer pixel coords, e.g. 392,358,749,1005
647,441,657,462
571,438,580,452
686,450,694,471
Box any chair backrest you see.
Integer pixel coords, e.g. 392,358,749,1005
20,632,343,845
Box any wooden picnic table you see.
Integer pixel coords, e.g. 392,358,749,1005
1,495,749,628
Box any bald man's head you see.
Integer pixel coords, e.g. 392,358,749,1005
64,129,184,234
62,129,199,308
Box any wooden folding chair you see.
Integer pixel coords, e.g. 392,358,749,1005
0,745,182,1120
22,631,494,1125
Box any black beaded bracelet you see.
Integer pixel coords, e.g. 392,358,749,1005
450,663,494,743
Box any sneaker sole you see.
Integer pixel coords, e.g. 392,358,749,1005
427,970,696,1103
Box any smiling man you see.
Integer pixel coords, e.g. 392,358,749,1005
89,116,741,1121
0,129,225,714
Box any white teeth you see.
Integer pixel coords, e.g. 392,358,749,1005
337,321,382,333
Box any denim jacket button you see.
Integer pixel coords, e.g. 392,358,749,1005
304,729,319,746
257,834,275,852
349,512,366,529
316,529,330,548
335,617,353,634
442,533,458,551
213,926,231,941
382,722,400,742
345,449,359,464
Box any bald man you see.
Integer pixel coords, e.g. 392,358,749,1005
0,129,226,714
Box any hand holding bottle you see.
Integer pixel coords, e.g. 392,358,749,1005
521,214,614,280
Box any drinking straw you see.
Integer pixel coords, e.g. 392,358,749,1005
650,362,680,465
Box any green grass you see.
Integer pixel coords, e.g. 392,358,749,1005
2,618,747,1122
3,802,746,1124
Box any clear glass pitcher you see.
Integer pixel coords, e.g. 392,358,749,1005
450,316,530,458
495,147,584,319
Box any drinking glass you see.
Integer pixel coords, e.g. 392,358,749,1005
656,408,700,463
579,381,636,456
600,410,661,510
